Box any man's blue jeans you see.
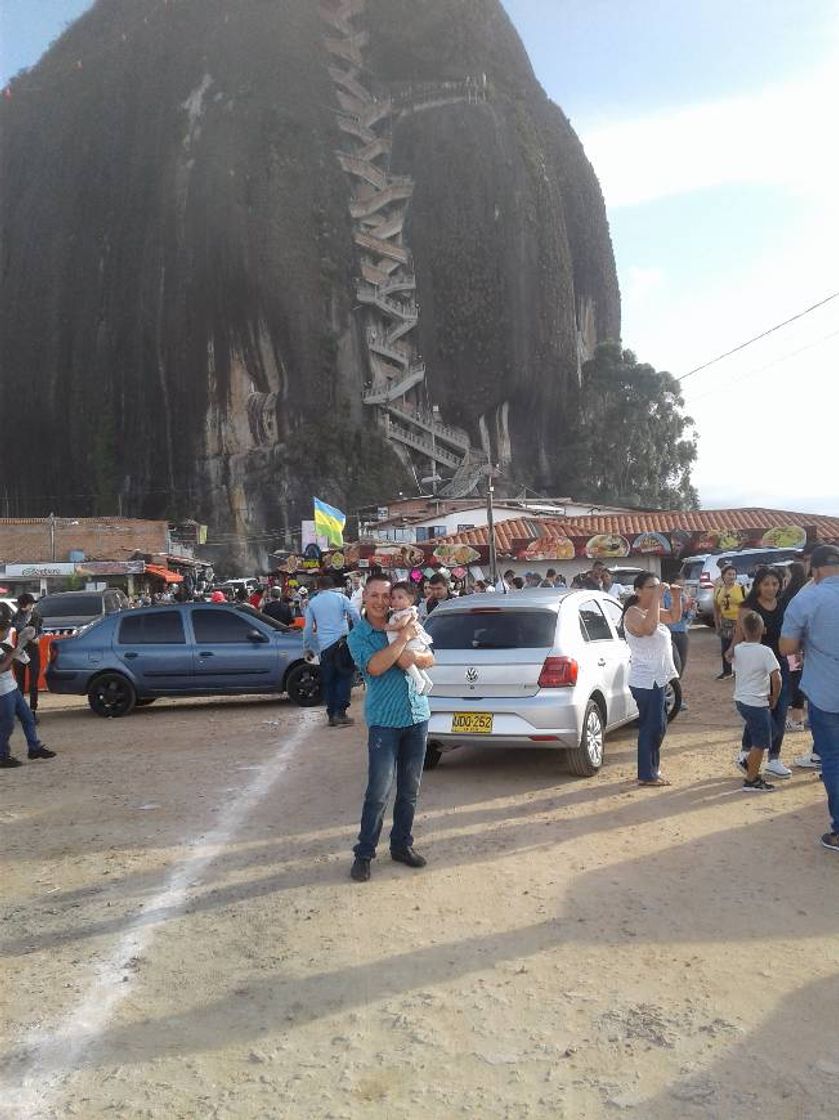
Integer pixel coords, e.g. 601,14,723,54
630,684,667,782
0,690,16,759
14,690,40,749
0,689,39,758
354,721,428,859
808,701,839,836
319,641,354,719
741,657,789,759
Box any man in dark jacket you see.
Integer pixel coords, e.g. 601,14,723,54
12,594,43,723
262,587,293,626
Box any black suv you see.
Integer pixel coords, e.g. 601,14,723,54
36,589,130,636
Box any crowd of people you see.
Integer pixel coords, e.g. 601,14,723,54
294,544,838,877
2,544,837,863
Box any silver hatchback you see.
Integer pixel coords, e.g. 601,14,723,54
423,590,681,775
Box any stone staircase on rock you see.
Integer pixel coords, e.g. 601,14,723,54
320,0,491,498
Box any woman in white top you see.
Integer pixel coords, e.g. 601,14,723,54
622,573,683,786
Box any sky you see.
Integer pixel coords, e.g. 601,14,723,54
2,0,838,515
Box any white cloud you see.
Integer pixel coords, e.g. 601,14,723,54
583,60,839,209
588,53,839,517
623,265,665,309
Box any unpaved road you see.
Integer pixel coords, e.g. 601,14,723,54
1,628,837,1119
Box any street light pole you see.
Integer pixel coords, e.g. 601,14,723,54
49,511,56,561
486,470,498,587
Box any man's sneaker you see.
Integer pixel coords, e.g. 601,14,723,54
785,718,805,733
0,756,23,769
765,759,792,778
820,833,839,853
736,754,749,775
390,847,427,869
28,746,56,760
679,700,689,712
350,857,371,882
716,672,732,680
742,777,776,792
332,714,355,727
794,753,822,769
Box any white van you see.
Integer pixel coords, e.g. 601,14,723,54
681,547,801,623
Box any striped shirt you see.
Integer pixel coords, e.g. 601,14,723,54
347,618,431,728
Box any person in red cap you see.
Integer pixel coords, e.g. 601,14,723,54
210,590,226,603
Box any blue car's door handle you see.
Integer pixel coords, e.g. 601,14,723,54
199,652,214,657
124,652,138,660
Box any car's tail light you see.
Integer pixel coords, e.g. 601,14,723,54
699,572,713,586
537,656,578,688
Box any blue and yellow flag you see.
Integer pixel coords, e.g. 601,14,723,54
313,497,346,547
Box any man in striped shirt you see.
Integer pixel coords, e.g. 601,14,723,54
347,574,435,882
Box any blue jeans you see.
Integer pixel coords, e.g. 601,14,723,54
736,701,773,750
14,689,41,749
0,690,16,759
319,640,354,718
630,684,667,782
741,658,789,759
354,721,428,859
808,702,839,835
0,688,40,758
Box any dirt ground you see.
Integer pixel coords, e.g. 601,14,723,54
1,627,837,1120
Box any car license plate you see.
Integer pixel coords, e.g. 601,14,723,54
451,712,493,734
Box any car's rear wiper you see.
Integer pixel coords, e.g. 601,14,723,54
471,642,516,649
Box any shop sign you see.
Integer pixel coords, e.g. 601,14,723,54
3,563,75,577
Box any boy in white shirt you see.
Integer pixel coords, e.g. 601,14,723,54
733,610,781,791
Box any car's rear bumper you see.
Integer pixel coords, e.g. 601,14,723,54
45,669,86,694
427,705,580,750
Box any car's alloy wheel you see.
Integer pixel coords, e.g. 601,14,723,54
285,662,322,707
87,673,137,718
566,699,604,777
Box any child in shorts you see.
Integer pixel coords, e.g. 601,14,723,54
732,610,781,791
385,582,434,696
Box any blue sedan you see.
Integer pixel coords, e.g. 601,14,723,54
46,603,321,717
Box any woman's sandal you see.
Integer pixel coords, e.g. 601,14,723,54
637,777,672,787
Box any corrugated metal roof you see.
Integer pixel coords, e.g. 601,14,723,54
432,508,839,548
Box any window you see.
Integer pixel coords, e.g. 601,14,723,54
118,611,185,645
37,593,103,618
600,597,625,634
424,609,556,650
578,600,614,642
193,608,263,644
679,561,705,581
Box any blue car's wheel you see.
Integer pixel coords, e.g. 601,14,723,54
88,673,137,718
285,663,322,707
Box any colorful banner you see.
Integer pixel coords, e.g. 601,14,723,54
280,522,823,574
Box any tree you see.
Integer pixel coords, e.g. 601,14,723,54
557,343,698,509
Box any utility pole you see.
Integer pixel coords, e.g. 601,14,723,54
48,511,56,561
486,469,498,587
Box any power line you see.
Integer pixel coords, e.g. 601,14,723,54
684,327,839,403
677,291,839,382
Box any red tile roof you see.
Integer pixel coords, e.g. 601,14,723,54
433,508,839,550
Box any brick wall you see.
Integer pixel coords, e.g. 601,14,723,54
0,518,170,563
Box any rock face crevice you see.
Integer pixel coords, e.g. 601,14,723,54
0,0,619,566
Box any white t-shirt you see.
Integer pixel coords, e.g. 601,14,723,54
0,645,18,697
625,611,677,688
732,642,780,707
